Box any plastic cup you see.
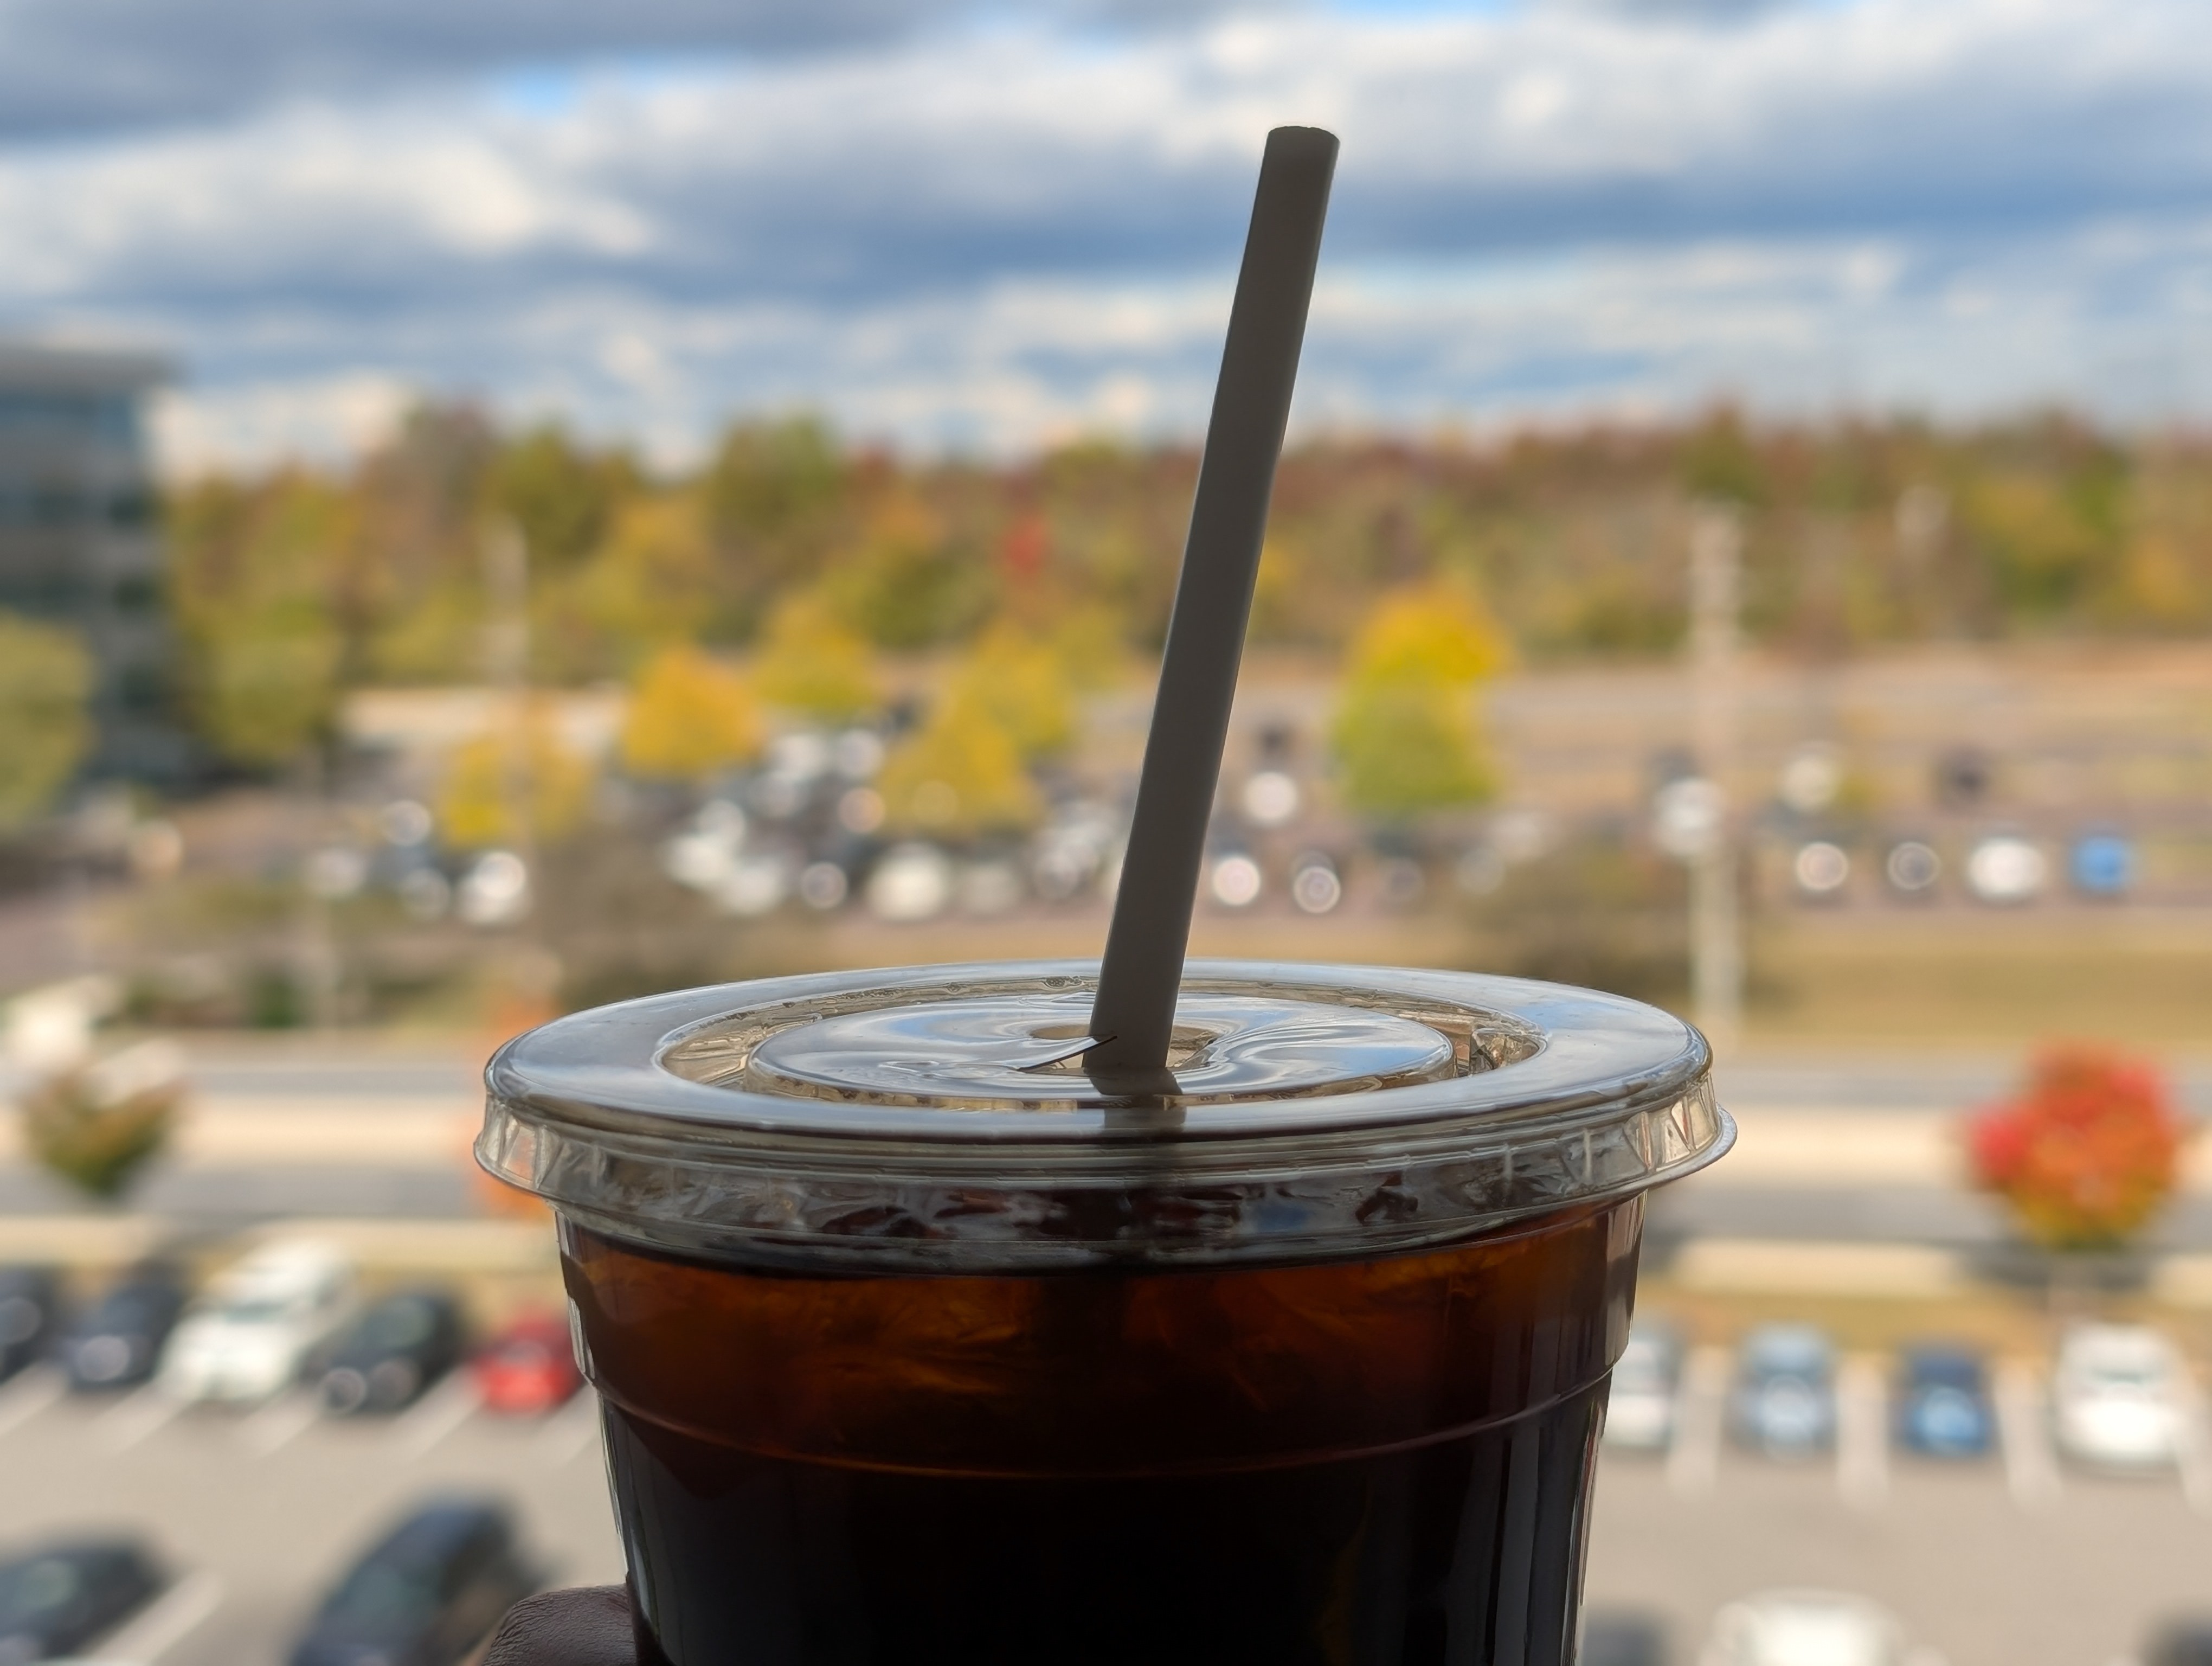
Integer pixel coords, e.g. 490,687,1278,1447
479,959,1731,1665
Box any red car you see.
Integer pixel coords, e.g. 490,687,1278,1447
472,1313,583,1415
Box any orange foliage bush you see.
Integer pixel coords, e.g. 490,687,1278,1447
1966,1046,2183,1250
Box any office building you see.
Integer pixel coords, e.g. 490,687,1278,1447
0,340,188,782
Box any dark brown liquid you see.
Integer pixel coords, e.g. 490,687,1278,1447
562,1197,1643,1666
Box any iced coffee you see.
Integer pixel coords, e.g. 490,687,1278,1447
479,960,1730,1665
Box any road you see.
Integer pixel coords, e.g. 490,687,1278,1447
11,1045,2212,1252
3,1348,2209,1666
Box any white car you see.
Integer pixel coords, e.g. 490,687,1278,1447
2053,1323,2190,1470
158,1240,358,1405
1606,1322,1682,1451
1701,1590,1927,1666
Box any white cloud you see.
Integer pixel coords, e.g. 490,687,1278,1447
7,0,2211,470
150,371,414,475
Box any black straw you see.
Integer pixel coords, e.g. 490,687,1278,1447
1087,125,1338,1078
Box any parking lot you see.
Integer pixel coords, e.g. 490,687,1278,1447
0,1367,619,1664
1587,1347,2212,1666
5,1341,2212,1665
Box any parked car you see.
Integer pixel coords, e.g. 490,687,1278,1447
288,1499,537,1666
59,1266,187,1393
1730,1325,1837,1457
473,1313,582,1417
1606,1322,1682,1451
0,1537,165,1662
1701,1590,1911,1666
159,1239,358,1405
1895,1344,1994,1458
0,1268,60,1385
1584,1609,1669,1666
2052,1323,2188,1470
321,1291,466,1415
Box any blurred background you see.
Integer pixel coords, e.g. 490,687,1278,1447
3,1,2211,1663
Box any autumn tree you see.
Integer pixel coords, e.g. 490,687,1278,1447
753,593,878,722
20,1046,184,1200
538,495,722,679
0,612,94,829
437,706,596,848
620,645,762,783
700,416,851,629
826,494,994,649
1968,1046,2182,1252
1330,582,1508,821
949,621,1077,761
878,686,1040,838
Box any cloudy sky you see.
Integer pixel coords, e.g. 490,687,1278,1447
5,0,2211,472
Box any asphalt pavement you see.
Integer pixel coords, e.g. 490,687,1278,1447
12,1043,2212,1253
0,1365,619,1666
3,1347,2208,1666
1591,1349,2212,1666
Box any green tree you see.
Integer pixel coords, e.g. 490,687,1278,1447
166,472,349,767
1330,583,1507,821
699,416,852,633
825,495,993,648
20,1065,181,1200
1680,406,1766,506
620,645,763,782
702,416,846,546
200,624,344,767
488,424,637,571
0,612,94,829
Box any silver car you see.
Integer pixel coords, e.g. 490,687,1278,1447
1606,1322,1683,1452
2052,1323,2189,1471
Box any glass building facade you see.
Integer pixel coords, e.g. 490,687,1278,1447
0,342,188,782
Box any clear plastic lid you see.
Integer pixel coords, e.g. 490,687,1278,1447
477,959,1732,1271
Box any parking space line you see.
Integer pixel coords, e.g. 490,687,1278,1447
0,1365,64,1439
2175,1382,2212,1517
391,1372,482,1459
240,1389,323,1456
1994,1357,2062,1509
1837,1353,1889,1509
99,1383,188,1453
92,1570,224,1663
536,1388,602,1465
1666,1347,1729,1497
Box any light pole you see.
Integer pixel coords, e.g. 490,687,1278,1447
482,517,535,885
1688,502,1744,1055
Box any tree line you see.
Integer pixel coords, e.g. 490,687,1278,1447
4,404,2209,832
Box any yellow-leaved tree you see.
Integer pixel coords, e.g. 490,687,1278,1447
1330,582,1508,822
539,495,722,677
877,685,1041,838
949,621,1077,761
753,592,878,723
619,646,762,783
437,706,597,848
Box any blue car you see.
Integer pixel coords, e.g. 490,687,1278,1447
1729,1325,1837,1457
1896,1345,1994,1457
